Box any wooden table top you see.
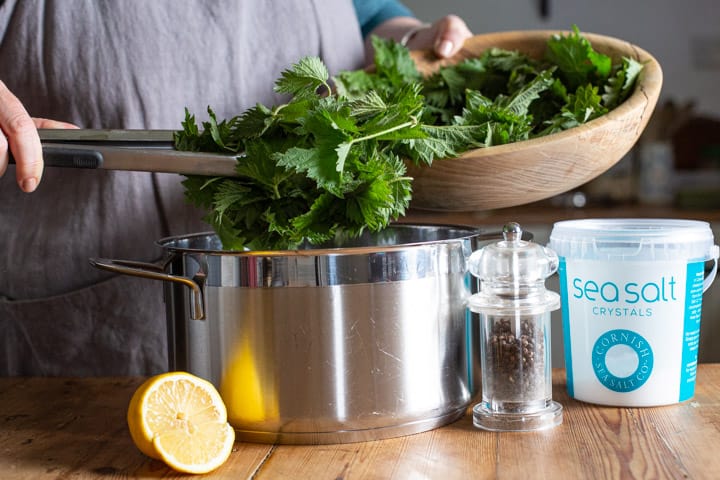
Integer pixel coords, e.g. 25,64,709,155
2,366,720,479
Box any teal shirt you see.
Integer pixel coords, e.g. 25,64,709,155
353,0,414,37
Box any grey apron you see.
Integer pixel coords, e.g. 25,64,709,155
0,0,365,375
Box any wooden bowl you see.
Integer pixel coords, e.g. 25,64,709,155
406,30,663,212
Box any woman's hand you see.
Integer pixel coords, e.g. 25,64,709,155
0,80,77,192
365,14,473,64
403,15,473,58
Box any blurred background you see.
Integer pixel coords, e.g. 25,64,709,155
406,0,720,116
404,0,720,366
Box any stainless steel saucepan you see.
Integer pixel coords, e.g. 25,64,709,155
90,224,526,444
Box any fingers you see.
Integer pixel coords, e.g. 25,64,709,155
34,117,80,129
432,15,473,58
0,80,43,192
400,15,473,59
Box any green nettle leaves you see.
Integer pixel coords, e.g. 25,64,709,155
175,26,643,251
546,25,613,91
274,56,331,98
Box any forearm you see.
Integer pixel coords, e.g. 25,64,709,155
363,16,425,65
367,16,425,44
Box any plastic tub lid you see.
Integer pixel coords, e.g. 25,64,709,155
549,218,717,261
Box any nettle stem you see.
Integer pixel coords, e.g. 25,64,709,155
349,117,418,146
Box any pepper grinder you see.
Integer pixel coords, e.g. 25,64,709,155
467,222,563,431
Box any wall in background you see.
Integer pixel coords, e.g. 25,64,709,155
403,0,720,117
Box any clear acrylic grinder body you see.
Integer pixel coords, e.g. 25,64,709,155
467,222,563,431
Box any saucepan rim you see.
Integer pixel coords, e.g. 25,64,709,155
155,223,487,257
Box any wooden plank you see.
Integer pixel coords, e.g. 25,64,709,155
0,377,272,479
0,367,718,479
1,378,146,479
252,418,496,479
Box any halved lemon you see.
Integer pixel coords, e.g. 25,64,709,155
127,371,236,474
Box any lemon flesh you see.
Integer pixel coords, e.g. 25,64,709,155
153,421,235,474
127,371,235,473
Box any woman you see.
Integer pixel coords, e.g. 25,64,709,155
0,0,471,375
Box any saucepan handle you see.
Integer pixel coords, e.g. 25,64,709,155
89,257,205,320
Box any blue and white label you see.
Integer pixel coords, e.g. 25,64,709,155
592,329,653,392
679,261,704,401
559,258,702,406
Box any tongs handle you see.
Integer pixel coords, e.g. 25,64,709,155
8,128,173,169
38,128,176,146
9,146,104,169
6,129,239,177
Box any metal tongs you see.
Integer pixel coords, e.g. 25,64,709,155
8,129,240,177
